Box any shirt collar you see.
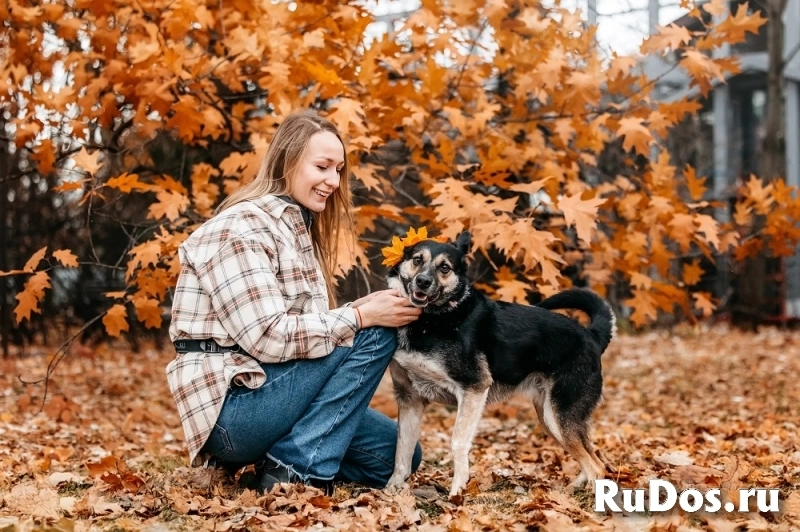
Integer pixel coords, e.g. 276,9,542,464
249,194,312,232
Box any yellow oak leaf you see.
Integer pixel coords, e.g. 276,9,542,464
381,236,405,267
103,304,130,338
52,249,79,268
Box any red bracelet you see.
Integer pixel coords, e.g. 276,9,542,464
355,307,363,328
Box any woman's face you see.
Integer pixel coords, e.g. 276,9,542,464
290,131,345,213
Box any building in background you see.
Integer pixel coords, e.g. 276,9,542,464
642,0,800,321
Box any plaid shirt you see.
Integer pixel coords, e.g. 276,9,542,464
167,195,358,466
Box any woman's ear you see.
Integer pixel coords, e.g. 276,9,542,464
455,231,472,256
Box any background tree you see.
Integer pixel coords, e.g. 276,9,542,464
0,0,794,354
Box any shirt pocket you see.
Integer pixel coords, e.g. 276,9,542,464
275,249,315,313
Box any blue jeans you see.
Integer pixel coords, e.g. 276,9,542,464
201,326,422,487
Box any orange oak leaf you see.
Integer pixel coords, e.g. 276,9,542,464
682,259,705,286
626,288,659,327
557,193,606,244
641,24,693,54
683,165,707,201
23,247,47,272
147,190,190,222
14,271,51,323
617,117,653,156
103,304,130,337
716,3,767,43
133,297,163,329
692,291,716,317
71,146,103,175
107,173,152,193
52,249,79,268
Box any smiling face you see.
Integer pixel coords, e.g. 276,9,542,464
289,131,345,213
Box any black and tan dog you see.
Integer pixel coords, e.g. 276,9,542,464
385,231,615,496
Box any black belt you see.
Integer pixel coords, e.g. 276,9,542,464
173,339,240,353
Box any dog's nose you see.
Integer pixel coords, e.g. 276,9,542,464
416,275,432,290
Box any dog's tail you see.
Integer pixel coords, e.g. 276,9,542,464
536,288,616,352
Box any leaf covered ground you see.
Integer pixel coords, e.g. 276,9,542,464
1,325,799,531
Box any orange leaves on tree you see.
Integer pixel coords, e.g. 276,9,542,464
741,174,774,214
14,271,51,323
148,190,190,222
617,117,653,156
683,165,708,201
715,3,768,43
626,288,659,328
557,192,606,244
52,249,79,268
107,173,153,194
641,24,693,54
132,297,163,329
682,259,705,286
692,292,716,317
24,247,47,272
71,146,103,175
491,266,531,303
103,304,130,338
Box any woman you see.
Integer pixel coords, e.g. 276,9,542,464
167,110,423,494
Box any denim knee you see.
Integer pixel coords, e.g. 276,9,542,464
367,326,397,362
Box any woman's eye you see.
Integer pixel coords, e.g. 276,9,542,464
317,166,327,171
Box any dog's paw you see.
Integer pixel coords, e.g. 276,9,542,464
386,474,409,493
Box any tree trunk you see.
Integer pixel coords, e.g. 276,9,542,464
761,0,786,179
0,121,9,358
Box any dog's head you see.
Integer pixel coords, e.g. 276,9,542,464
387,231,472,310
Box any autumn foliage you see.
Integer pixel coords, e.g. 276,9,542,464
1,0,795,338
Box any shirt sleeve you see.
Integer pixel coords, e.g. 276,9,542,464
192,234,358,363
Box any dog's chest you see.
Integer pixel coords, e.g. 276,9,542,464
392,349,460,405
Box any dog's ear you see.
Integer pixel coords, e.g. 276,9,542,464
454,231,472,256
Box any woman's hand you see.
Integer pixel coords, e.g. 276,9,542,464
357,289,421,328
350,291,381,308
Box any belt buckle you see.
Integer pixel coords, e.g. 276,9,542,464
202,340,220,353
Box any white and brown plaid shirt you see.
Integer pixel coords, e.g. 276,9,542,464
167,194,358,466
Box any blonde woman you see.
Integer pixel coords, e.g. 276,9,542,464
167,110,422,494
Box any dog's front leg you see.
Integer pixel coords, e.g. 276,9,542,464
387,360,426,489
450,387,490,496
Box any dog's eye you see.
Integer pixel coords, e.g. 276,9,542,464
439,264,451,274
412,256,422,266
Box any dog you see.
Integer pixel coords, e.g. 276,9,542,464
385,231,615,496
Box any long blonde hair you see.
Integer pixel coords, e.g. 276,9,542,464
216,110,354,307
